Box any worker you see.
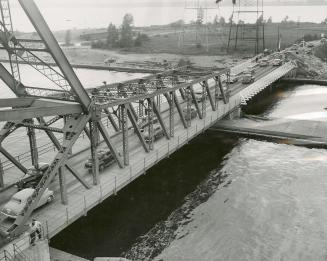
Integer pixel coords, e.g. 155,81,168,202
29,219,42,246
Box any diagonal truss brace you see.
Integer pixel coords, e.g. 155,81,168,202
126,104,149,153
11,114,90,236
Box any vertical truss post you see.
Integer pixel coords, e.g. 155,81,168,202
186,87,192,127
58,166,67,205
156,95,161,112
201,82,207,118
214,76,219,110
138,100,144,118
27,120,38,168
121,104,129,165
117,109,122,130
147,98,154,151
0,159,4,188
169,91,175,137
89,111,100,185
64,116,73,155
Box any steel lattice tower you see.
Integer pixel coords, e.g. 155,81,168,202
179,0,221,52
227,0,265,54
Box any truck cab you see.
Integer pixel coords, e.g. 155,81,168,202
85,150,116,172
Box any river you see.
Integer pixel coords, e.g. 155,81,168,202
0,64,147,98
48,82,327,260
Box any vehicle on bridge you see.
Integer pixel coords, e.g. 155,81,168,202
143,125,164,143
259,58,269,67
272,58,282,66
85,150,116,172
16,163,50,190
242,73,255,84
183,107,197,121
194,89,205,102
227,73,239,84
1,188,54,219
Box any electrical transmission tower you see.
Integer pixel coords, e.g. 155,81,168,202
179,0,222,52
227,0,265,54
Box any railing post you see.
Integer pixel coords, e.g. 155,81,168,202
114,176,117,195
129,166,132,182
65,207,69,224
83,196,87,216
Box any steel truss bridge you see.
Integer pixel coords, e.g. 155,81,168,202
0,0,298,257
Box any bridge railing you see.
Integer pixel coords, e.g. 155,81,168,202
240,62,297,104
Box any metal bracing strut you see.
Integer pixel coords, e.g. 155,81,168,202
151,99,170,140
147,99,154,151
89,117,100,185
121,105,129,166
27,119,39,168
217,75,228,104
186,88,192,127
169,91,175,137
58,167,67,205
18,0,91,110
126,104,149,153
203,80,215,111
11,113,90,236
201,81,206,118
189,85,203,119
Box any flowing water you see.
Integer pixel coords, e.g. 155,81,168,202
50,82,327,260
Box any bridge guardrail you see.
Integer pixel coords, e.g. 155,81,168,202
239,62,296,104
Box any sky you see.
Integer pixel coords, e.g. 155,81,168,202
9,0,327,32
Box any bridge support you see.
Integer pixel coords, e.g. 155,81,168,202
27,119,39,168
147,99,154,151
121,104,129,166
89,117,100,185
169,92,175,137
58,167,68,205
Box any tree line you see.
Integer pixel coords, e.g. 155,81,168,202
92,14,149,49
